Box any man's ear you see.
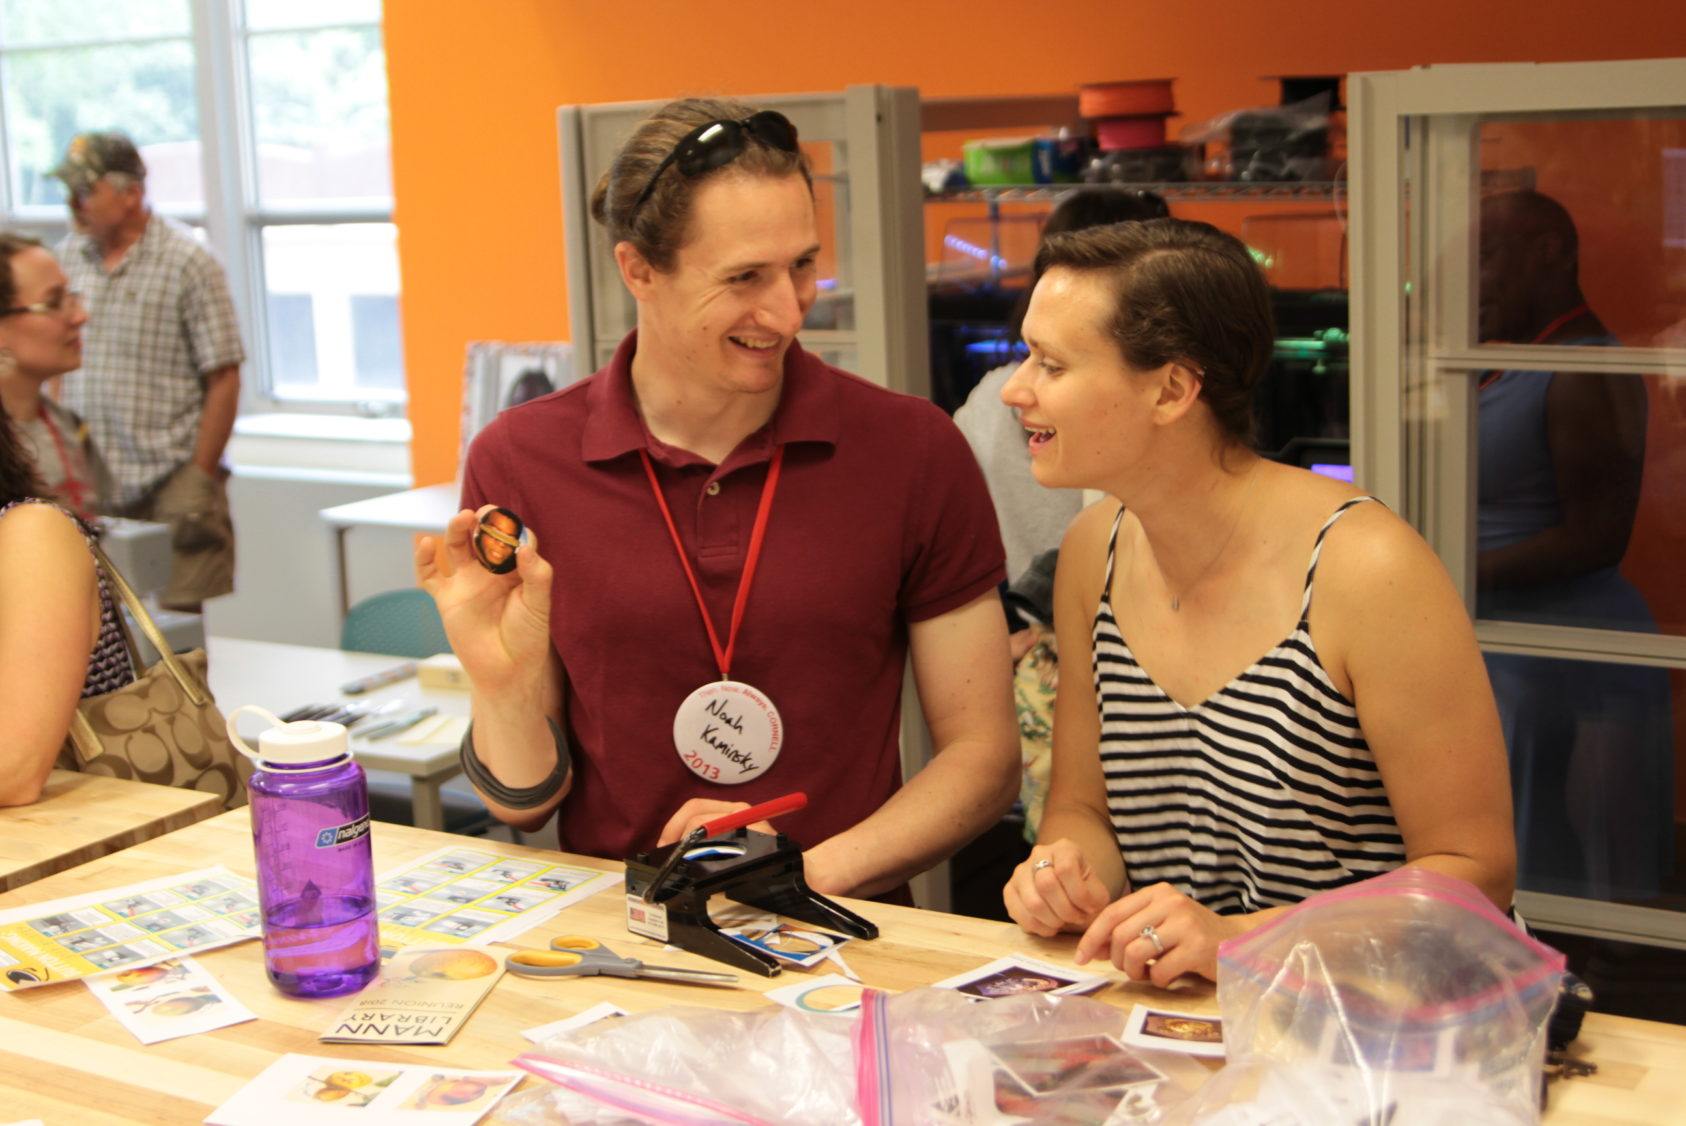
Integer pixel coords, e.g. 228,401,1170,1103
1152,360,1204,425
614,241,659,300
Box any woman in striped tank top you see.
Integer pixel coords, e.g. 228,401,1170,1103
998,219,1515,984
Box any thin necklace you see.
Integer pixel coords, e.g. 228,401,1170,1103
1169,463,1260,612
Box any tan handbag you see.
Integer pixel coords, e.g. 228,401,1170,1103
62,541,252,810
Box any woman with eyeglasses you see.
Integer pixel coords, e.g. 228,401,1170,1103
998,219,1514,984
0,234,107,522
0,235,135,805
417,97,1017,900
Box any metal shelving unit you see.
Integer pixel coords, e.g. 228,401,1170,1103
928,180,1345,204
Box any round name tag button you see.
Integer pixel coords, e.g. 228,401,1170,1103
672,680,782,784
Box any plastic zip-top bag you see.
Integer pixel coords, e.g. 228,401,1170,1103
1170,868,1565,1125
496,987,1209,1125
501,1001,861,1125
857,988,1209,1125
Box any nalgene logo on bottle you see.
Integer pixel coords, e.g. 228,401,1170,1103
314,815,371,849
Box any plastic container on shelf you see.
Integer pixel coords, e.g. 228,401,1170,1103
962,137,1037,185
1078,78,1176,119
1094,114,1170,151
1084,145,1195,184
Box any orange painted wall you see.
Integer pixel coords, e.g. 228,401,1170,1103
384,0,1686,488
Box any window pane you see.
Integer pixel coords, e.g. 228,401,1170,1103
1476,115,1686,353
0,0,189,45
350,294,402,390
266,293,319,384
244,0,380,32
246,27,391,205
1,40,201,208
1475,367,1686,638
1486,650,1681,908
261,224,402,402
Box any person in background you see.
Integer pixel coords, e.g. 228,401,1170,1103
954,188,1170,598
417,97,1018,900
1000,219,1514,983
0,234,108,523
951,189,1170,848
1476,188,1672,900
51,131,244,612
0,322,135,804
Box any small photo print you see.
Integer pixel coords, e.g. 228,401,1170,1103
427,851,493,875
525,870,590,893
83,944,148,969
176,878,231,900
289,1065,401,1109
157,920,236,949
400,1073,515,1112
422,910,500,940
484,862,543,883
382,875,441,896
1121,1003,1226,1059
87,956,259,1045
104,893,177,919
381,903,440,928
480,889,553,914
28,911,101,938
934,955,1107,1001
200,892,257,916
134,907,210,934
989,1034,1164,1094
104,958,193,992
61,929,119,953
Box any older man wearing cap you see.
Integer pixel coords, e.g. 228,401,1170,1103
51,131,245,610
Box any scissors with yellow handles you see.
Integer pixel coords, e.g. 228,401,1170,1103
505,935,740,987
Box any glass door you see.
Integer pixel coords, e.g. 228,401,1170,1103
1351,58,1686,948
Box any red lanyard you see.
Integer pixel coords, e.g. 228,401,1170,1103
1478,303,1591,390
38,408,91,520
639,447,784,681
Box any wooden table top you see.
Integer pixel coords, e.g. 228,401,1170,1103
0,811,1677,1124
0,770,224,893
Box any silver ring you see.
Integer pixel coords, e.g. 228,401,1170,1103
1032,858,1054,873
1140,924,1165,956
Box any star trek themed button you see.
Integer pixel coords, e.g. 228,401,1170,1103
473,506,524,575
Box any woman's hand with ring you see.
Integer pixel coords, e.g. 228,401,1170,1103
1004,839,1111,936
1073,881,1244,986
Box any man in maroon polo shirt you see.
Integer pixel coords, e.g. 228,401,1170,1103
417,97,1018,900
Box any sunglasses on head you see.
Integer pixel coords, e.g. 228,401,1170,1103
630,110,800,218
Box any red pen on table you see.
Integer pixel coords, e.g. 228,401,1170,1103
640,791,808,903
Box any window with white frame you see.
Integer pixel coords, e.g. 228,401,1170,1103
0,0,402,414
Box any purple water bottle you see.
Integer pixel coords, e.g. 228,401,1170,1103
228,706,379,997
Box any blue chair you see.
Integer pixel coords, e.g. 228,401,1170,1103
340,588,451,658
341,588,496,837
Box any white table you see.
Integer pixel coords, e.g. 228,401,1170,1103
205,636,472,830
318,482,459,620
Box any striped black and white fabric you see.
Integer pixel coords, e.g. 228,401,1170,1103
58,215,245,508
1092,496,1405,914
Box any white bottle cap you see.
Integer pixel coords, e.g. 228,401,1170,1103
226,705,350,768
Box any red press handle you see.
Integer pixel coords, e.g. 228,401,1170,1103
701,792,808,836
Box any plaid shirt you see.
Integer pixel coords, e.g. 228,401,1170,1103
57,215,245,507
